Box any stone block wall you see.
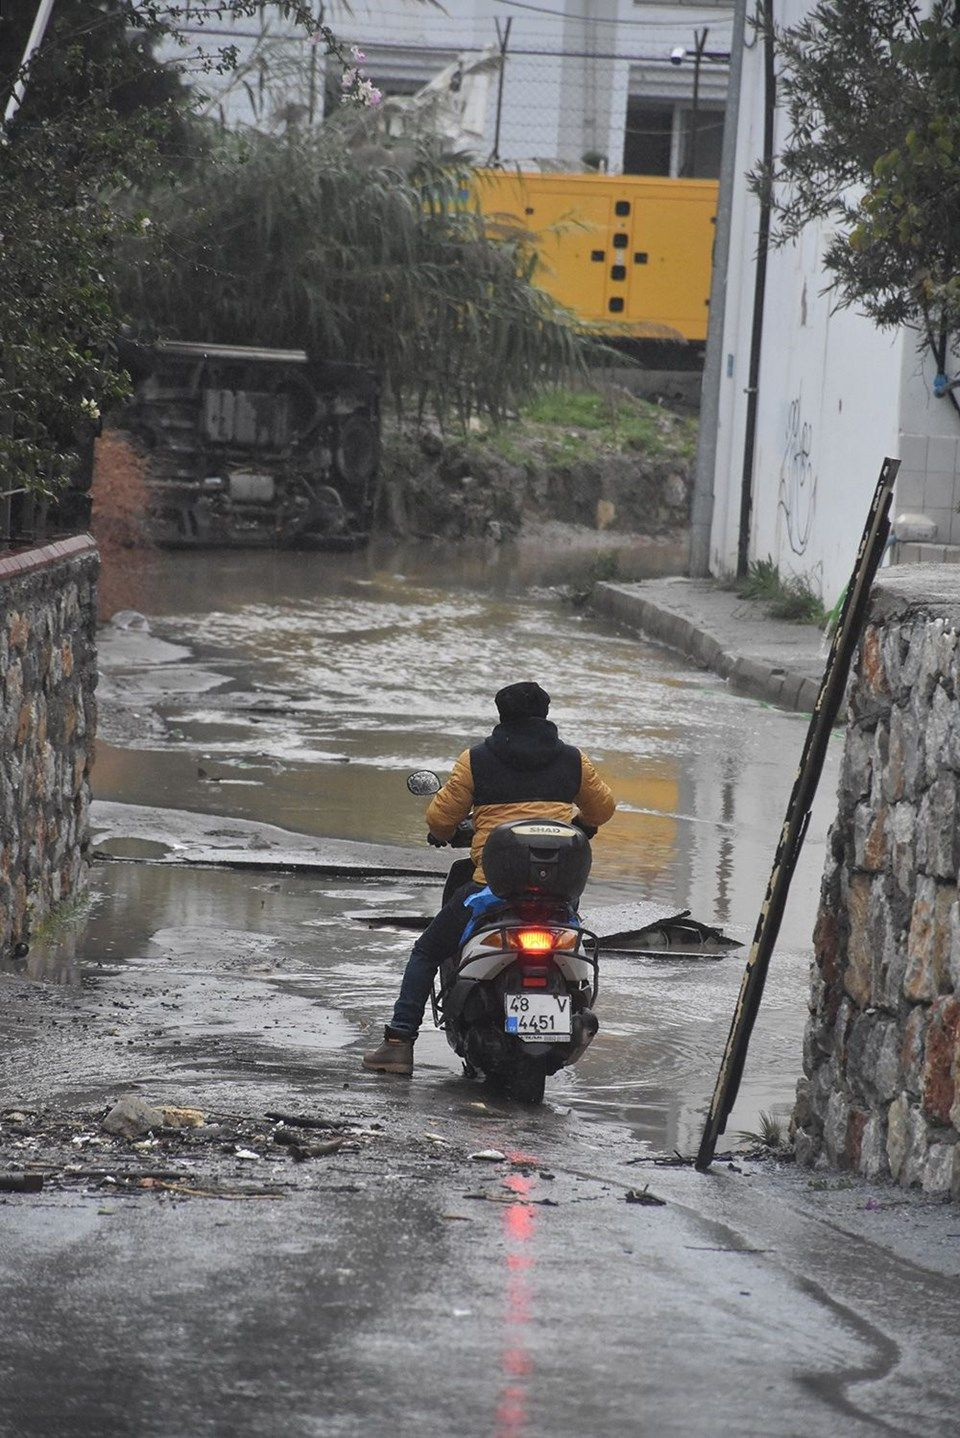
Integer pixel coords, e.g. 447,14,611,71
793,566,960,1198
0,537,99,957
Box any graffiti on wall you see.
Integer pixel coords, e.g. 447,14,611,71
778,393,817,556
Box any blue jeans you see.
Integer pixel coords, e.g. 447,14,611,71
390,882,483,1036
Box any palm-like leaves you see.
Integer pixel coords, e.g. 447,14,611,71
127,126,592,423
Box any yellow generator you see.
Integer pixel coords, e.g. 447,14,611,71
473,170,717,344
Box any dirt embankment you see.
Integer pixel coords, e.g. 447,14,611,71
377,390,697,543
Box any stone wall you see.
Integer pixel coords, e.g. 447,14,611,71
0,537,99,957
794,566,960,1197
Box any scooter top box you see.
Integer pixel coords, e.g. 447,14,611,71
482,820,592,901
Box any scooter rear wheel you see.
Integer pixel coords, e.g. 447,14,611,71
507,1066,546,1105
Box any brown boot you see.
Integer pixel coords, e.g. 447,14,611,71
362,1027,415,1075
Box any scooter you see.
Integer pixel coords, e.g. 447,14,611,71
407,770,600,1104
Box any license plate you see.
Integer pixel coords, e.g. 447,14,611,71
505,994,571,1042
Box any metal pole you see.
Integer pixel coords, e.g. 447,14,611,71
736,0,775,578
307,2,323,124
687,28,708,178
491,17,512,162
688,0,746,577
3,0,58,127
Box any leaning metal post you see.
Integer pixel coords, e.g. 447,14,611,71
696,457,900,1172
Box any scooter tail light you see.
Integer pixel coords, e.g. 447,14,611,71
510,928,555,954
480,932,503,949
505,927,578,954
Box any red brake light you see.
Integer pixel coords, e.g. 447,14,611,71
513,929,555,954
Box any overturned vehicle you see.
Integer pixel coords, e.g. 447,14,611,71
122,341,380,548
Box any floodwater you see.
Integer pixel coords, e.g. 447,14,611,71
88,542,841,1153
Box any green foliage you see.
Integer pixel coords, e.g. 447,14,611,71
519,387,697,459
0,3,341,503
3,0,191,134
29,889,94,943
736,557,784,602
0,57,172,495
736,557,827,626
735,1111,786,1151
762,0,960,381
124,126,592,425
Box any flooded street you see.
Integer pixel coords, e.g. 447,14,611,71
91,544,841,1152
7,543,960,1438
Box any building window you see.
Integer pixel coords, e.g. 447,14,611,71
622,99,724,178
677,105,724,178
622,101,674,176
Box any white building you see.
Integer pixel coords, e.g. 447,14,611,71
175,2,733,178
706,0,960,605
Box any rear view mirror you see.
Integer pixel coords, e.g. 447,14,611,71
407,769,442,796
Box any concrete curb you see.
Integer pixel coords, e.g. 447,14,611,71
591,578,827,715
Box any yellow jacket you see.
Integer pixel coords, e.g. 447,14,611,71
425,741,615,883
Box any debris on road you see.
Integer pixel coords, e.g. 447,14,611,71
1,1104,359,1200
273,1128,345,1161
264,1110,343,1131
159,1106,205,1129
308,1138,345,1157
469,1149,507,1162
271,1127,305,1147
0,1173,44,1194
625,1186,666,1206
102,1096,165,1138
138,1177,287,1200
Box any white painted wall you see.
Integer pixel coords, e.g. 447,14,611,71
708,0,960,604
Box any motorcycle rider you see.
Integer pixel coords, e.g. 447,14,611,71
362,681,616,1076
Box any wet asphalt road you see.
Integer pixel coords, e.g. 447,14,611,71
89,548,844,1145
2,549,959,1436
3,985,959,1438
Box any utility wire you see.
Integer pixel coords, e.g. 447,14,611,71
176,28,731,64
493,0,734,26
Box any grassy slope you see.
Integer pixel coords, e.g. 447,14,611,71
469,388,698,470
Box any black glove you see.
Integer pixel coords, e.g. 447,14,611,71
572,817,598,840
427,832,448,848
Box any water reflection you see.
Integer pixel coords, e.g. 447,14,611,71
496,1171,538,1438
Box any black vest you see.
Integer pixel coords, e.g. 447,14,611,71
469,740,582,806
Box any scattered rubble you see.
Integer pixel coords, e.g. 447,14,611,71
102,1096,166,1137
625,1186,667,1207
0,1103,383,1202
0,1173,44,1194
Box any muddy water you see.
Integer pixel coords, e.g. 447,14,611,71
90,545,841,1151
